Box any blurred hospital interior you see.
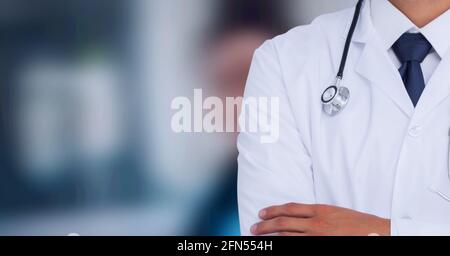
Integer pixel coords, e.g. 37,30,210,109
0,0,355,235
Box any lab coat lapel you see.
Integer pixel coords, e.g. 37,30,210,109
354,34,414,118
414,51,450,120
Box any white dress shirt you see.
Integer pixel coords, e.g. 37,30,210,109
371,0,450,84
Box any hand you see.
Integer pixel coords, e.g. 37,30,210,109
251,203,391,236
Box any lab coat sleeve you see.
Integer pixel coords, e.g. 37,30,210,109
237,41,315,236
392,218,450,236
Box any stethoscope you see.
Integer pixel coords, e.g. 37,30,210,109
321,0,364,116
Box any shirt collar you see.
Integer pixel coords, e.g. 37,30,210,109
371,0,450,58
421,9,450,58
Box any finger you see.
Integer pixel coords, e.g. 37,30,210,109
259,203,316,220
251,217,311,235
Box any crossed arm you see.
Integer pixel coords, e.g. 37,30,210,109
250,203,390,236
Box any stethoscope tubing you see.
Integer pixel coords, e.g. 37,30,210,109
321,0,364,116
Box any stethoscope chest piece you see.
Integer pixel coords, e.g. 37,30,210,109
321,79,350,116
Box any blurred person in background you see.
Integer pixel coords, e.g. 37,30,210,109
191,0,288,236
0,0,357,236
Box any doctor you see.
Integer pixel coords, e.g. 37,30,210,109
238,0,450,236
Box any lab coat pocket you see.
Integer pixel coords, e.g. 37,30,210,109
430,174,450,202
430,152,450,202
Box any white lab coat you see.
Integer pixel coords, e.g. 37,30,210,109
238,4,450,236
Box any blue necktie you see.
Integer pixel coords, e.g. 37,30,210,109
392,33,432,107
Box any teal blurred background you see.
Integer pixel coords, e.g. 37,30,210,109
0,0,354,235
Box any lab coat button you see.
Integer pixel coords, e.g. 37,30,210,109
408,125,423,137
